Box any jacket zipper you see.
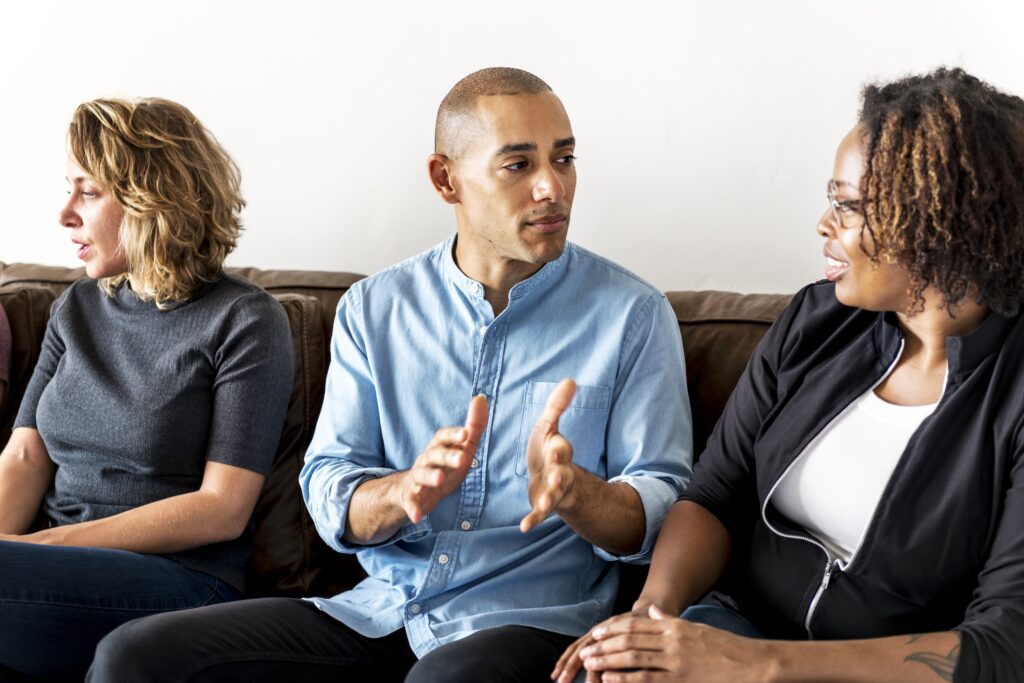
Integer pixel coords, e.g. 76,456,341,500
841,356,949,576
760,339,905,639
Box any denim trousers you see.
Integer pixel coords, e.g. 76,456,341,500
682,603,766,638
0,540,240,682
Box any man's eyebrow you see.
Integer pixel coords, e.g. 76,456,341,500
494,142,537,156
493,137,576,157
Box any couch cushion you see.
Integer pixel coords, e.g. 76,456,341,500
246,293,367,597
0,286,56,443
668,290,792,458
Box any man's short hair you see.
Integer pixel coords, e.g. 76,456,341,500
434,67,553,156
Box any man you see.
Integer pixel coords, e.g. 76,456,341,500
88,67,692,683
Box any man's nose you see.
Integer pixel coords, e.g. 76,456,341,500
532,163,565,203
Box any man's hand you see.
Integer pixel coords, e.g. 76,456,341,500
520,379,577,533
399,394,489,524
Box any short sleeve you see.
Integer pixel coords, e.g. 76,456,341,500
13,295,67,430
205,292,294,475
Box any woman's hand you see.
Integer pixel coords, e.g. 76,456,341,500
551,598,661,683
577,605,772,683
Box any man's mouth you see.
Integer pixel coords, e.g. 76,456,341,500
526,214,567,233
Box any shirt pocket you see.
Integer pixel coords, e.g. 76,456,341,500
515,381,612,479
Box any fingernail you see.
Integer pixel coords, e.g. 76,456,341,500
580,647,592,658
592,627,606,638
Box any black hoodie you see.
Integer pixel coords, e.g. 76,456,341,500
681,281,1024,683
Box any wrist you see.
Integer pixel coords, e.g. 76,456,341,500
756,640,784,683
636,593,682,618
554,463,586,514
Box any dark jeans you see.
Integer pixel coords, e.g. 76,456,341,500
88,597,577,682
0,541,240,682
682,603,766,638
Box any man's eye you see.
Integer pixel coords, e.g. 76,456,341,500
556,154,577,165
504,161,528,172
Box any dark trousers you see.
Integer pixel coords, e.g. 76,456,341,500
88,597,577,682
0,541,240,682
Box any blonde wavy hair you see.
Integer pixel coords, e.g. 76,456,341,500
68,98,244,307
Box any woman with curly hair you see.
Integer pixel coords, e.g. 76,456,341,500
0,98,292,681
554,68,1024,683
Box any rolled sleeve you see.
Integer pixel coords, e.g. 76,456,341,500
595,474,679,563
598,293,693,563
300,286,427,553
301,460,431,553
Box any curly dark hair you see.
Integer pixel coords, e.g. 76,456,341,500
858,67,1024,316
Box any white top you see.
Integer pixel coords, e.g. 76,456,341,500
772,388,938,564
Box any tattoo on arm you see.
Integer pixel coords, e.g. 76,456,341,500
904,636,960,682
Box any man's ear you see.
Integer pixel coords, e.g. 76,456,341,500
428,154,459,205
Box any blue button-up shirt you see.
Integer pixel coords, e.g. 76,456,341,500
300,236,692,657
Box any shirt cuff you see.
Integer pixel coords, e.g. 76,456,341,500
594,475,677,564
317,467,433,553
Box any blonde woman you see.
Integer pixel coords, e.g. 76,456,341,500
0,99,292,681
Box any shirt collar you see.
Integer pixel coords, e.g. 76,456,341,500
875,307,1016,381
440,232,570,302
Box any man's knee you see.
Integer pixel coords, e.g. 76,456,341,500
88,615,186,683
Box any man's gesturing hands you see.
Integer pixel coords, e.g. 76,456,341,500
398,380,579,532
400,394,489,524
520,379,578,533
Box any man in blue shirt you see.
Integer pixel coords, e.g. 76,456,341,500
88,67,692,683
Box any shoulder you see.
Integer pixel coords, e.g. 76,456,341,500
199,274,291,341
781,280,868,328
49,279,103,320
201,274,284,316
565,243,663,302
763,280,879,364
344,241,447,309
563,244,669,335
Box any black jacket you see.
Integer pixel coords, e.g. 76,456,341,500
681,281,1024,682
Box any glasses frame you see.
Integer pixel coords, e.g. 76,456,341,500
826,179,867,230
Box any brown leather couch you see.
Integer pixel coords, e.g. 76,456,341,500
0,261,792,604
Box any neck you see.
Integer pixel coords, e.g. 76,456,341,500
895,293,990,369
453,234,545,316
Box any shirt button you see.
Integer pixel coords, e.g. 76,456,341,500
460,520,471,531
438,554,450,565
470,458,480,469
409,604,421,614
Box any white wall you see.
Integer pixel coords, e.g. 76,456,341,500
2,0,1022,293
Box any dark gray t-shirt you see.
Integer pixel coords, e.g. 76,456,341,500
15,274,293,591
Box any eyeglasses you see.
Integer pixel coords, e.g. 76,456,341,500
826,179,866,229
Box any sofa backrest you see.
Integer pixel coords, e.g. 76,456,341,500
0,261,792,599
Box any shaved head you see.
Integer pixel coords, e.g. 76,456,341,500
435,67,553,157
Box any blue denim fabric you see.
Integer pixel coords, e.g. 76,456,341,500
300,236,693,657
0,541,240,681
682,604,766,638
